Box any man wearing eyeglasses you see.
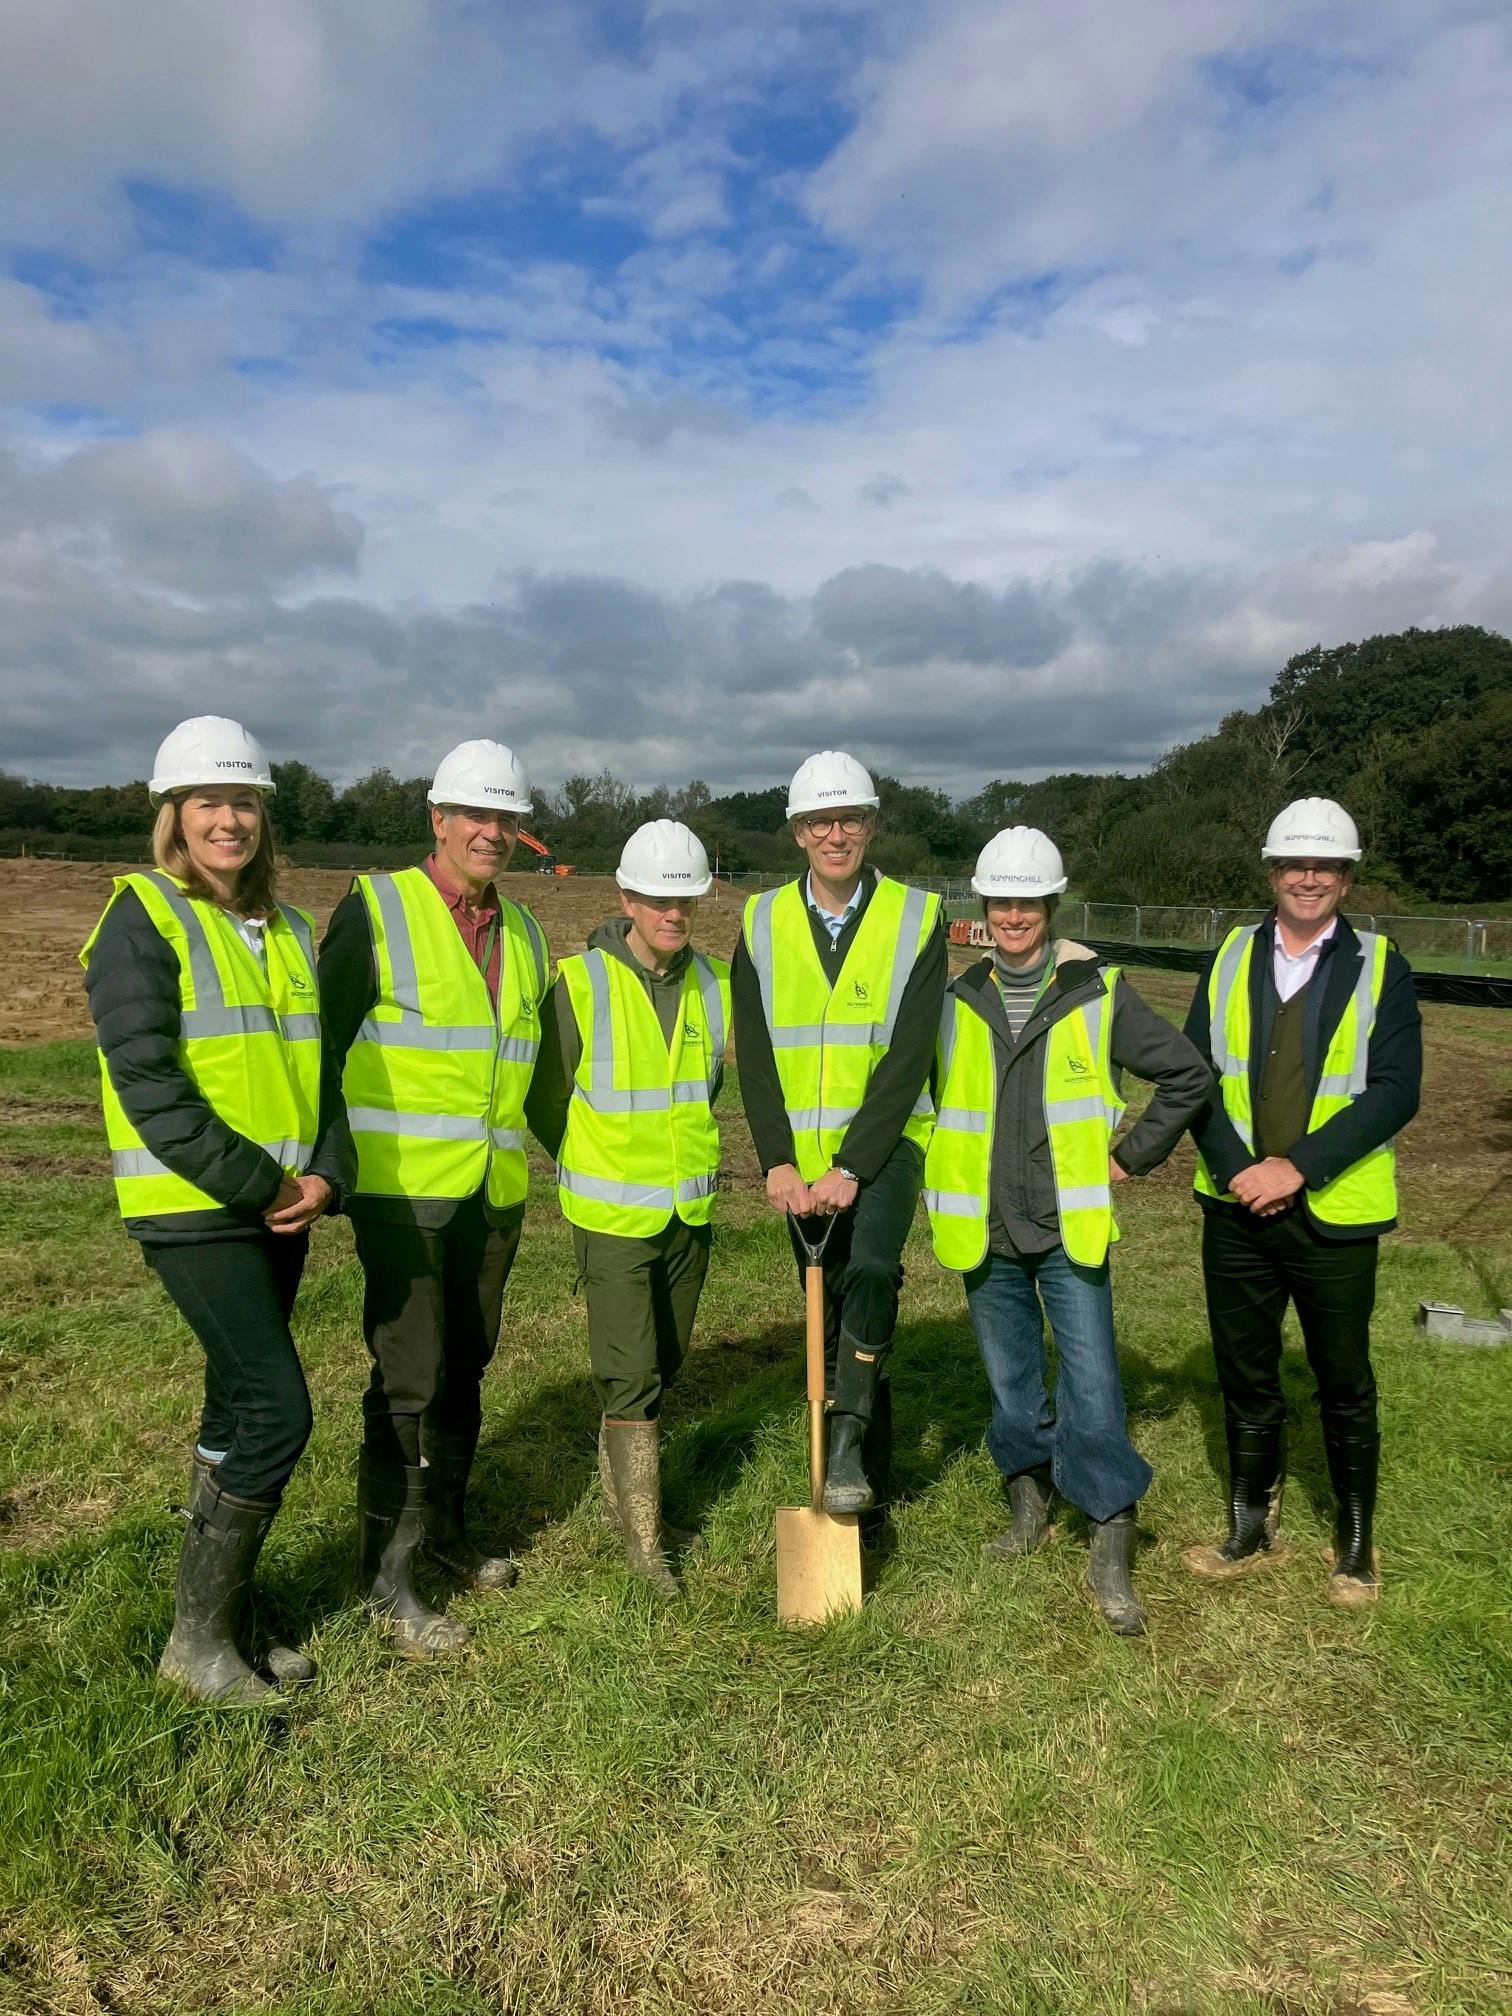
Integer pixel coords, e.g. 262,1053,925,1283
732,751,946,1516
1181,797,1421,1608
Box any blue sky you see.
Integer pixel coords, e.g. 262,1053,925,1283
2,0,1510,793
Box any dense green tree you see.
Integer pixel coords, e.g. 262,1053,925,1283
269,760,336,844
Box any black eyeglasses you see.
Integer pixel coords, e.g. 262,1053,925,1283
799,813,872,839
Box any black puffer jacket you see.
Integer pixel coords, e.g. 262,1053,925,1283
83,888,354,1245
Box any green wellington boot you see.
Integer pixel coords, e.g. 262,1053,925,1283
1086,1509,1147,1637
420,1426,518,1593
602,1419,680,1600
983,1465,1054,1561
159,1480,283,1705
357,1453,471,1659
186,1454,313,1687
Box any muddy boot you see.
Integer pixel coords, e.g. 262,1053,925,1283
1182,1420,1291,1579
984,1465,1053,1561
159,1480,282,1704
1087,1508,1147,1637
598,1417,696,1550
603,1420,679,1600
823,1340,878,1516
186,1454,314,1687
420,1426,517,1593
1322,1426,1381,1609
358,1453,470,1659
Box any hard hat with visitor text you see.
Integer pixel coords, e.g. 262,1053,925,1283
971,826,1068,899
428,740,533,815
616,820,713,897
786,751,880,821
1261,798,1361,862
148,717,276,805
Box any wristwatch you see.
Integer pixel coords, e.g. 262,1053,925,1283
836,1166,859,1183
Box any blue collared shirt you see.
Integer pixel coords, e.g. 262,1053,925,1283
805,871,864,944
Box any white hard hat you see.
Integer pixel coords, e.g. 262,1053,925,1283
1261,797,1361,862
616,819,713,898
149,716,275,805
786,750,880,821
428,739,533,815
971,826,1068,899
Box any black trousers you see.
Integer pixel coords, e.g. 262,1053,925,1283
787,1139,923,1389
146,1232,312,1502
353,1195,522,1466
1201,1205,1378,1435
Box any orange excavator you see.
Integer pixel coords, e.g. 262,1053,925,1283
517,829,573,875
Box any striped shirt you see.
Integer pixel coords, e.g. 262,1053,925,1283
993,945,1053,1045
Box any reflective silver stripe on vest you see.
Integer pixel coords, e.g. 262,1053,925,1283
497,1035,539,1064
279,1013,321,1041
276,904,318,980
1046,1094,1122,1125
938,995,960,1079
112,1138,311,1179
522,908,549,1001
935,1105,988,1133
145,871,224,1010
357,1018,495,1053
1059,1183,1111,1213
879,885,928,1042
575,951,716,1113
771,1022,876,1049
573,1083,674,1113
747,888,780,1033
691,952,727,1065
1343,933,1381,1096
180,1004,278,1039
677,1173,717,1205
345,1108,487,1141
923,1186,978,1217
369,874,423,1011
1209,926,1259,1083
490,1127,526,1151
785,1104,861,1132
673,1080,710,1103
558,1167,677,1210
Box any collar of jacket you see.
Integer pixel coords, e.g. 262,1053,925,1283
587,914,693,988
951,937,1109,1022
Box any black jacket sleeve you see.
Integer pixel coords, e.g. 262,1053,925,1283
1286,950,1422,1188
731,926,798,1175
524,979,578,1161
836,912,948,1184
83,891,286,1215
1109,975,1214,1176
307,1029,355,1208
1182,953,1256,1191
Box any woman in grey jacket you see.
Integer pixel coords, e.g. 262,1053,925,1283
925,828,1212,1634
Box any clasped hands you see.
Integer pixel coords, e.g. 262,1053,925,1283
1227,1155,1305,1217
265,1172,333,1234
766,1162,858,1218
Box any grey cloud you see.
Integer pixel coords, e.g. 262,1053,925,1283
596,396,747,451
858,471,910,508
811,564,1072,670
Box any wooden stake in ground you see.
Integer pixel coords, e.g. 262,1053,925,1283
776,1214,862,1625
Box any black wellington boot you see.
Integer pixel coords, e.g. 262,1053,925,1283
358,1453,471,1659
1087,1508,1147,1637
159,1480,282,1704
1322,1426,1381,1608
1182,1420,1290,1579
984,1465,1053,1561
822,1339,879,1516
420,1426,517,1593
186,1455,314,1687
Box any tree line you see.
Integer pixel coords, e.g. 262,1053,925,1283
4,625,1509,904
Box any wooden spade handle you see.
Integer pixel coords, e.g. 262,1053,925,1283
806,1261,826,1510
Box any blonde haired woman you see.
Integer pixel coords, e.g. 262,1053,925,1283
80,716,351,1703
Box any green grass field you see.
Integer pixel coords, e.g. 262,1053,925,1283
1,1023,1509,2016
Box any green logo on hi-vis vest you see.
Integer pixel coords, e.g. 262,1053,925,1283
1066,1054,1089,1076
684,1021,700,1040
289,973,312,995
849,978,872,1006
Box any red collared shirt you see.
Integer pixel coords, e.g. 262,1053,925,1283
423,852,502,1003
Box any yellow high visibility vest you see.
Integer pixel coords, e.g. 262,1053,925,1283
924,970,1126,1270
343,868,548,1209
741,876,939,1183
556,947,730,1238
1194,924,1396,1227
79,871,321,1222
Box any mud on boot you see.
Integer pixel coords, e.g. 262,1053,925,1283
1322,1425,1381,1609
159,1481,283,1706
603,1419,680,1600
420,1426,518,1594
185,1454,314,1689
1087,1509,1147,1637
358,1453,471,1659
821,1412,874,1516
984,1465,1053,1561
597,1417,697,1551
1182,1420,1292,1580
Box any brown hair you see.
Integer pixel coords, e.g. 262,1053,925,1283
152,794,280,917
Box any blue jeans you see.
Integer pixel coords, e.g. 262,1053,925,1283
963,1246,1153,1523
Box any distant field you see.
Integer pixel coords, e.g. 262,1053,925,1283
1,977,1509,2014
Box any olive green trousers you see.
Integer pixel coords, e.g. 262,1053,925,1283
572,1218,712,1421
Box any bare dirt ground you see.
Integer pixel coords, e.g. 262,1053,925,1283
3,859,1506,1235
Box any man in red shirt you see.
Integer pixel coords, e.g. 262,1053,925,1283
319,741,549,1658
